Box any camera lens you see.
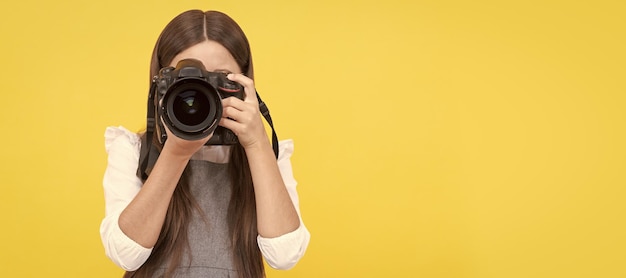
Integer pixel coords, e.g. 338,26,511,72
173,90,210,126
161,78,222,140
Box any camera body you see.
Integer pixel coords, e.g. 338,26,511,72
153,58,244,145
138,58,279,180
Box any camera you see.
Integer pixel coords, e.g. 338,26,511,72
138,58,279,179
153,58,244,145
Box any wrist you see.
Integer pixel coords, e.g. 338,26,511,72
242,136,273,156
160,141,196,162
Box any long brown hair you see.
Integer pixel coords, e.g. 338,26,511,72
126,10,263,278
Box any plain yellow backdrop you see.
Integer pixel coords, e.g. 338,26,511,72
1,0,624,277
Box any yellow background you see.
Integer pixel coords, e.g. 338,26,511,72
1,0,624,277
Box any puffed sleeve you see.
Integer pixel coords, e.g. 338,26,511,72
99,126,153,271
257,139,311,270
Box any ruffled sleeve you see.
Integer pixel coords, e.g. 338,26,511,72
257,139,311,270
99,126,153,271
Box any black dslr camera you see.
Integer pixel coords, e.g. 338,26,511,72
138,58,280,179
153,58,244,145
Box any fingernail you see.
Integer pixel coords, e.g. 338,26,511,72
227,73,234,79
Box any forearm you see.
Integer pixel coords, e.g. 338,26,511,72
245,140,300,238
118,147,190,248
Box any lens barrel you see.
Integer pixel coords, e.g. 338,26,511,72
160,78,222,140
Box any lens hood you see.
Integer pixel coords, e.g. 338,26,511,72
160,77,222,140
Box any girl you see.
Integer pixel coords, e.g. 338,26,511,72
100,10,310,278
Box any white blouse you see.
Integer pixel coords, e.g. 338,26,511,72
99,126,310,271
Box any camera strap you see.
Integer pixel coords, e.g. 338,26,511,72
137,81,157,180
137,84,280,180
257,92,280,160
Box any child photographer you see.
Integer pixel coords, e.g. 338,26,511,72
99,10,310,278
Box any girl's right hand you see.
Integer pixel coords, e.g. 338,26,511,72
161,125,212,159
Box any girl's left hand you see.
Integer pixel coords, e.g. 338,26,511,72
219,73,269,150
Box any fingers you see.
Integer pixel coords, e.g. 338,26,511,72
227,73,257,103
162,123,212,158
219,104,257,138
221,73,260,121
218,115,239,135
220,99,256,129
221,73,267,147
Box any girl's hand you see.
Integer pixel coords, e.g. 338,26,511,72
219,73,269,150
161,124,212,159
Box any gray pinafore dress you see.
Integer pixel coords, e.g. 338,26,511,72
152,160,238,277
